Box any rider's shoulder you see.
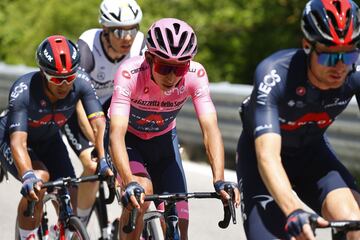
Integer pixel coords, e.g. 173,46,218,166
255,48,301,77
186,61,207,77
79,28,102,42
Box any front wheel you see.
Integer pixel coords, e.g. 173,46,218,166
66,216,90,240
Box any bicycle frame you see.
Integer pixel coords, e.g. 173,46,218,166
24,175,109,240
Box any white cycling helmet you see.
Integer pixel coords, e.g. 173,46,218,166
99,0,143,27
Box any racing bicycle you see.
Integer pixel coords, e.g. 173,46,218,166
123,184,237,240
20,174,114,240
84,173,120,240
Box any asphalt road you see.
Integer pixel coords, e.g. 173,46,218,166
0,143,330,239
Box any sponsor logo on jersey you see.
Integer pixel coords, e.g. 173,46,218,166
296,86,306,96
256,70,281,105
164,85,186,96
130,66,148,75
323,98,350,108
28,113,68,128
10,82,28,100
197,68,205,77
114,85,131,97
254,124,273,135
194,85,210,97
280,112,333,130
122,70,131,79
0,142,14,165
97,71,105,81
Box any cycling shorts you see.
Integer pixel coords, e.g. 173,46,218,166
120,128,189,220
236,132,358,240
0,132,76,182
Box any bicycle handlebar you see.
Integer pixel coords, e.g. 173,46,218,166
23,174,116,217
309,215,360,236
123,186,237,234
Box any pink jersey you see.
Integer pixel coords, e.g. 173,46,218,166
109,55,216,140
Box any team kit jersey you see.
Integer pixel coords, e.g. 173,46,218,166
237,49,360,239
109,55,216,139
109,56,216,219
0,71,103,181
63,28,146,154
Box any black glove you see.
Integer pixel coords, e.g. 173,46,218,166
121,182,145,208
285,209,318,239
214,180,238,195
20,170,42,197
98,157,111,177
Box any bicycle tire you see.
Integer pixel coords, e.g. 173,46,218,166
67,216,90,240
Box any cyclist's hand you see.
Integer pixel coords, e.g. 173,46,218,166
20,170,42,201
98,157,114,178
214,180,240,207
121,181,145,209
285,209,328,240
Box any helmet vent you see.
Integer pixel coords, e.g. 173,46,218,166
332,1,342,13
154,27,166,51
60,54,67,69
173,23,180,34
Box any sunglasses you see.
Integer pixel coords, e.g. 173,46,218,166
153,59,190,77
314,49,360,67
110,27,138,39
43,71,77,85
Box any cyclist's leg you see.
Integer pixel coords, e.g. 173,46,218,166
117,141,152,240
295,136,360,240
145,129,188,240
62,111,98,220
236,132,286,240
40,132,77,210
0,141,49,239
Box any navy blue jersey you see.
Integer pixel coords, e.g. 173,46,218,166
0,70,103,143
241,49,360,148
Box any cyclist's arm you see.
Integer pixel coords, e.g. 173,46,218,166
255,133,303,216
88,113,106,159
197,113,225,183
9,131,32,177
109,115,133,185
76,100,95,144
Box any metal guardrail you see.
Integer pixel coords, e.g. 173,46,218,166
1,63,359,173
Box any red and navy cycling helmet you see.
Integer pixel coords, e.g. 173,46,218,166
36,35,80,76
146,18,197,63
301,0,360,46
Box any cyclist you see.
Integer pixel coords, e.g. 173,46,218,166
0,35,112,240
236,0,360,239
61,0,146,223
108,18,241,240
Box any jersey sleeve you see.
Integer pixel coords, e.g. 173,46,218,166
248,59,284,138
77,39,95,73
77,72,104,120
187,62,216,116
7,80,30,134
108,64,134,117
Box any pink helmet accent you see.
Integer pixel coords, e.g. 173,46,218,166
146,18,197,62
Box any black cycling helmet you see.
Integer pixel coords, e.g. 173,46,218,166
301,0,360,46
36,35,80,76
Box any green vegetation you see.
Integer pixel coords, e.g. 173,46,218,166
0,0,308,84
